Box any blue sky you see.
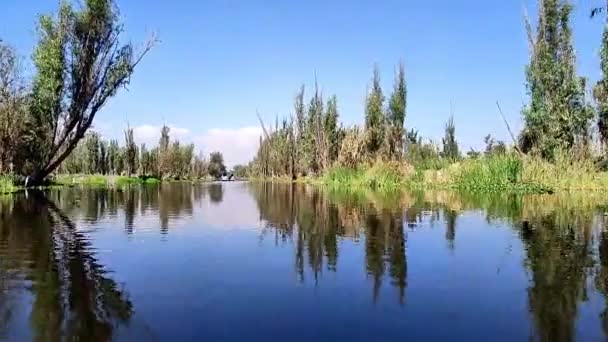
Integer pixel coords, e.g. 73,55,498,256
1,0,606,166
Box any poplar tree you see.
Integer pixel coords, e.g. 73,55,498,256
324,95,340,164
124,127,137,176
365,65,385,156
594,1,608,148
442,116,459,161
386,63,407,159
521,0,593,158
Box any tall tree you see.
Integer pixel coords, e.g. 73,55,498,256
520,0,593,158
594,0,608,149
158,125,171,177
0,43,26,174
107,139,119,174
365,65,385,156
306,82,324,173
324,95,340,164
208,151,226,179
386,63,407,159
20,0,154,184
85,132,100,174
442,116,459,161
294,85,307,176
99,140,108,174
124,126,137,177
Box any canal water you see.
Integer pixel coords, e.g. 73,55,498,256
0,182,606,341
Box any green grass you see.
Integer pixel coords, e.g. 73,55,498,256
55,174,163,187
315,153,608,194
115,176,144,186
0,176,19,195
447,155,549,193
323,161,414,190
55,174,108,186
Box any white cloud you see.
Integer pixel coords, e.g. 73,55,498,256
132,124,191,146
196,126,262,167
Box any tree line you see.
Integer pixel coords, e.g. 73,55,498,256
250,63,408,178
250,0,608,178
0,0,234,183
58,125,228,180
2,0,608,184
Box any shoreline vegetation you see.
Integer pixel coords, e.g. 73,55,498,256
2,0,608,195
246,2,608,194
0,174,231,195
254,152,608,194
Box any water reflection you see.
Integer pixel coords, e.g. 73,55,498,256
1,183,608,340
0,192,132,341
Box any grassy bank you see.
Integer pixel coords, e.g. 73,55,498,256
0,176,19,195
317,154,608,193
0,173,220,196
52,174,221,187
55,174,166,187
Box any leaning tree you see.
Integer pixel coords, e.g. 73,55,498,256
23,0,154,185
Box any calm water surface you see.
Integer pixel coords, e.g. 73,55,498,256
1,182,608,341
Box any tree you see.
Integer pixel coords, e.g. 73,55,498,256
594,0,608,149
191,152,208,179
442,116,459,161
99,140,108,174
484,134,506,156
18,0,154,184
294,85,307,175
124,127,137,176
158,125,171,177
306,82,324,173
208,152,226,179
365,65,385,156
232,164,249,178
520,0,593,159
0,43,26,174
85,132,100,174
107,139,120,174
386,63,407,159
324,95,340,164
139,144,151,176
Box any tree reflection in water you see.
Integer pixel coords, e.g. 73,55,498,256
249,182,409,304
0,191,133,341
0,184,607,340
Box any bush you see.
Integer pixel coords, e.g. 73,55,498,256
338,127,367,168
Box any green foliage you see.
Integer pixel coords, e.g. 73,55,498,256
294,85,307,175
441,116,459,161
0,0,154,184
386,63,407,159
0,43,27,174
484,134,506,156
364,66,385,155
124,127,138,176
0,176,18,194
595,4,608,147
115,176,143,186
521,0,594,159
324,95,340,164
232,164,249,178
208,151,226,179
324,161,415,190
452,155,537,192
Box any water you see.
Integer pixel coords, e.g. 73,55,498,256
0,182,607,341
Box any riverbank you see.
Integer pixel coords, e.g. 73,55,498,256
0,174,222,195
312,154,608,193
